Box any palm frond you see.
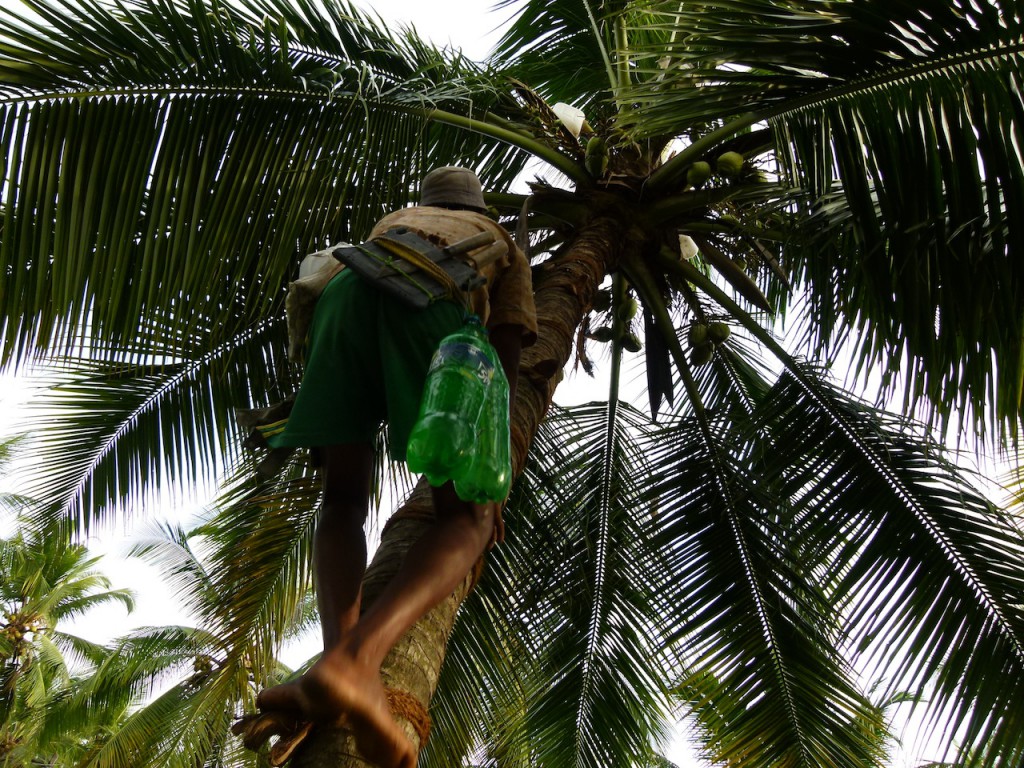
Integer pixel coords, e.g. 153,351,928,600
491,0,618,112
0,0,529,373
753,366,1024,765
191,465,321,680
77,665,247,768
18,317,291,528
777,59,1024,436
125,522,217,619
615,0,1024,435
46,629,112,669
619,0,1023,135
645,413,884,766
432,403,677,767
1,0,545,528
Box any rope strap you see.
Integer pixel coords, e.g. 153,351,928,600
372,234,462,300
385,687,432,746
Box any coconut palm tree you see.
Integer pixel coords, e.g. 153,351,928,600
60,518,321,768
0,520,135,764
2,1,1024,767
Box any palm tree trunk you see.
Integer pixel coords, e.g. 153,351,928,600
291,216,625,767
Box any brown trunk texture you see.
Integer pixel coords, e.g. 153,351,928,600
291,216,625,768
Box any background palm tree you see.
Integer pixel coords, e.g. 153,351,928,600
2,1,1024,767
0,517,134,765
63,518,320,768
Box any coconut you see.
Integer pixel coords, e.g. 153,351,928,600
687,323,710,347
690,341,715,366
716,151,744,177
709,322,732,343
686,160,712,187
585,136,609,177
622,333,643,353
616,296,638,323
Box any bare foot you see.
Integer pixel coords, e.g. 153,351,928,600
299,651,417,768
232,711,313,766
257,680,310,717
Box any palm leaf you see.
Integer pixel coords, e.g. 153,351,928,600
491,0,619,108
0,0,543,525
424,402,680,766
0,0,528,373
192,467,321,678
615,0,1024,435
645,416,884,765
752,366,1024,764
480,404,674,766
17,317,291,529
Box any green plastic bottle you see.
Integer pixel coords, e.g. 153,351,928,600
406,317,495,486
453,347,511,504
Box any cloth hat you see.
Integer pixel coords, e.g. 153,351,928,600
420,166,487,211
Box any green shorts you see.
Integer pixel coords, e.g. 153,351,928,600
268,269,464,461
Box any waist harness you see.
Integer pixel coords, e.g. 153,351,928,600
325,226,503,309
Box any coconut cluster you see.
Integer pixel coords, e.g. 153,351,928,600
687,321,732,365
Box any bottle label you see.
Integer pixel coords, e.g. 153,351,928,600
431,341,495,384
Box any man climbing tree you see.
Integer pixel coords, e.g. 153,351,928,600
240,167,537,768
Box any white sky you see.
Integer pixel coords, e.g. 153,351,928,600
359,0,515,59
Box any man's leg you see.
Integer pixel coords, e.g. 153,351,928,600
313,444,376,648
256,443,374,708
315,484,494,671
284,482,495,768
